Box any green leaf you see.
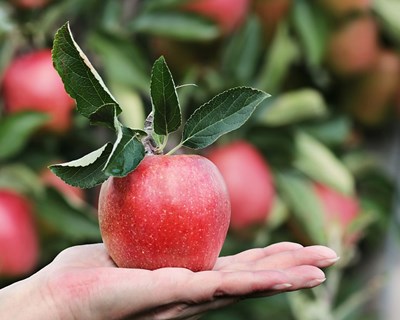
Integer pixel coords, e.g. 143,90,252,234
131,11,220,41
292,0,330,68
104,123,145,177
52,22,120,129
87,31,150,94
50,143,113,188
294,131,354,195
257,22,300,94
151,56,181,136
256,89,328,126
276,172,326,244
0,164,44,197
35,188,101,241
221,15,263,83
0,111,49,160
182,87,270,149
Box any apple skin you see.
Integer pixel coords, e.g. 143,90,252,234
98,155,231,271
11,0,50,9
313,183,360,244
345,50,400,126
182,0,250,34
206,140,275,231
325,17,378,76
0,189,39,277
2,49,75,133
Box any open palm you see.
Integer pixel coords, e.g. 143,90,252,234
30,242,338,320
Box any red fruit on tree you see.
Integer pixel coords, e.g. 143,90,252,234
345,50,400,126
11,0,50,9
182,0,250,34
2,49,75,133
207,140,275,231
325,16,378,76
0,189,39,277
313,183,360,242
98,155,231,271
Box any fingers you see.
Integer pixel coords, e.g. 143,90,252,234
219,245,339,272
214,242,304,270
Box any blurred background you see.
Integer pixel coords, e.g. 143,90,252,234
0,0,400,319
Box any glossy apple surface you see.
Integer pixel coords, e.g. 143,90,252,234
182,0,249,34
2,49,75,133
207,140,275,230
0,189,39,277
98,155,230,271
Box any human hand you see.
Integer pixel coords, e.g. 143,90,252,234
0,242,338,320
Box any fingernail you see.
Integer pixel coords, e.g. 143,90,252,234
272,283,293,290
320,256,340,265
306,278,326,287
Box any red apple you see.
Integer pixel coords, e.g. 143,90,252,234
313,183,360,243
11,0,50,9
253,0,292,43
206,140,275,231
325,16,379,76
40,167,85,205
318,0,370,17
98,155,230,271
181,0,250,34
0,189,39,277
344,50,400,126
2,49,75,133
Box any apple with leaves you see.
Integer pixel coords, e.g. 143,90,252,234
325,16,378,76
207,140,275,231
2,49,75,133
181,0,250,34
0,189,39,277
49,23,269,271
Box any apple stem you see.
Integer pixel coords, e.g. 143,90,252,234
166,142,183,155
143,112,162,155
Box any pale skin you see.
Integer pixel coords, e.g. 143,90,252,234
0,242,338,320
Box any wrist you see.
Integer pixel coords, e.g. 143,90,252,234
0,272,60,320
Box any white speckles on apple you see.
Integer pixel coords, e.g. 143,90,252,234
98,154,231,271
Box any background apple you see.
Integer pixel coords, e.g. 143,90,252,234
182,0,250,34
313,183,360,243
98,155,231,271
11,0,50,9
206,140,275,231
0,189,39,277
325,16,378,76
2,49,75,133
343,50,400,127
